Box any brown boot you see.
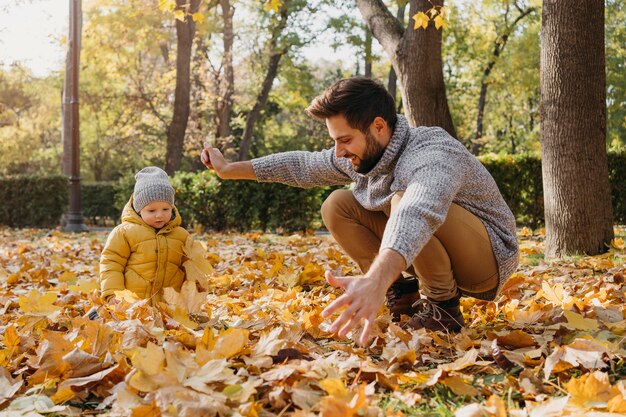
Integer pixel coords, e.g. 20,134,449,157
386,276,420,321
406,292,464,332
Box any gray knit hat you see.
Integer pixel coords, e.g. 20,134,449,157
132,167,175,212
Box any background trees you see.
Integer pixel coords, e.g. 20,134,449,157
1,0,624,256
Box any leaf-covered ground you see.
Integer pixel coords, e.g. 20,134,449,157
0,226,625,417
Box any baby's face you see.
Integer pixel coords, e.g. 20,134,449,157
139,201,173,229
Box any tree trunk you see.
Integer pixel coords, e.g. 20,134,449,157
215,0,235,140
164,0,200,175
238,6,289,161
357,0,456,137
541,0,613,258
364,27,373,77
472,4,535,155
387,0,407,103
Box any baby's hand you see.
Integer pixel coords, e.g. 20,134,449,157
107,296,120,305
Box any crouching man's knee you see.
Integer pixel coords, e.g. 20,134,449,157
321,189,354,230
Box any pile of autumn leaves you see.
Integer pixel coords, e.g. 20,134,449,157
0,227,626,417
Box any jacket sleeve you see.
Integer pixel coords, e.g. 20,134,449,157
380,147,468,267
251,148,352,188
99,226,131,299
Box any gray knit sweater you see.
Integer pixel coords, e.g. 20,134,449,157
252,116,519,296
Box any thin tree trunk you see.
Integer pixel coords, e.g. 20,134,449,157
541,0,613,258
215,0,235,140
165,0,200,175
472,4,535,155
364,27,372,77
238,6,289,161
387,0,407,102
357,0,456,137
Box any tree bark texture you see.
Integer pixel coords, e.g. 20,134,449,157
357,0,456,137
387,0,407,105
540,0,613,258
215,0,235,140
165,0,200,175
238,6,289,161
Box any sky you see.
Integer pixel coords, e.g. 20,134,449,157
0,0,366,78
0,0,69,76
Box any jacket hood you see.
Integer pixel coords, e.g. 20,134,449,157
121,196,182,231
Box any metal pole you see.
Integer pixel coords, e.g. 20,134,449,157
63,0,87,232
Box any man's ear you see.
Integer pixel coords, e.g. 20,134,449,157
371,116,388,136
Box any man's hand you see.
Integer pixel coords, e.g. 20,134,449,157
200,146,257,180
322,271,388,345
201,147,229,178
321,248,407,346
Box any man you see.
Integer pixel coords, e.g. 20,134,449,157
201,77,519,345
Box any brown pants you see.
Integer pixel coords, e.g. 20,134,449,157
321,189,499,301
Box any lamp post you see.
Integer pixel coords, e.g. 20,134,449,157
62,0,87,232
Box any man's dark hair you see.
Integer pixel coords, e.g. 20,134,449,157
305,77,397,133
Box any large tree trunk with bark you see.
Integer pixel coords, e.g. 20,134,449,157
541,0,613,258
357,0,455,137
238,6,289,161
215,0,235,141
165,0,200,175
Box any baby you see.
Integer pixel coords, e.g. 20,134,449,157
99,166,189,304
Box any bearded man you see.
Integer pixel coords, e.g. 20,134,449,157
201,77,519,345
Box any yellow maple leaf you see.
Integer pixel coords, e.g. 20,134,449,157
412,12,429,30
129,342,165,376
564,310,600,331
298,263,325,286
18,290,59,315
183,237,213,289
320,378,348,397
612,237,624,250
159,0,176,12
68,277,98,293
434,15,448,30
114,289,141,303
197,328,249,363
174,10,185,22
191,12,205,23
540,281,567,305
442,376,479,397
565,371,612,407
163,280,206,315
264,0,281,12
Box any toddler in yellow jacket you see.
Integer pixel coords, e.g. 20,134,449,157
99,166,189,304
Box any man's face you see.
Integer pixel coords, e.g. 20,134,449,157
326,115,386,174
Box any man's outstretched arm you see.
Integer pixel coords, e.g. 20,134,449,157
201,147,257,180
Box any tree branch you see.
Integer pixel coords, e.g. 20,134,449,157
356,0,404,56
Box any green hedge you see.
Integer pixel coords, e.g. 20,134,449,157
2,151,625,230
0,175,68,227
479,154,545,227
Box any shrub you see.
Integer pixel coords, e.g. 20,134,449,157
0,175,68,227
82,182,117,225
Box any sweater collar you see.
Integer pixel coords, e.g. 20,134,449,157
362,114,410,177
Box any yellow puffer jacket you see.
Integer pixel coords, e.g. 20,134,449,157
99,196,189,303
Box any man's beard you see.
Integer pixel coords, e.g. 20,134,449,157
354,131,386,174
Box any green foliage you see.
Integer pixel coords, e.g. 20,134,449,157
81,182,118,225
608,151,626,224
175,173,327,232
0,175,68,227
3,151,626,231
480,152,626,227
479,153,544,227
